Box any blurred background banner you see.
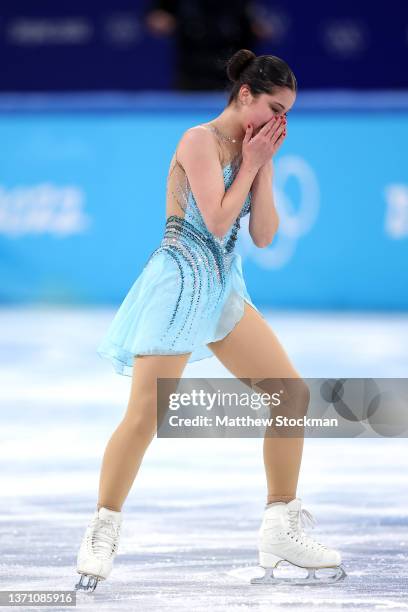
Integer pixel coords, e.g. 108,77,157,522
1,1,407,309
0,0,406,91
0,92,407,308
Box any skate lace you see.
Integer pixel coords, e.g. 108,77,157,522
89,518,120,560
288,507,328,551
300,508,316,530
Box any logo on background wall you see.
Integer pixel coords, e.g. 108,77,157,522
384,184,408,239
240,156,320,268
0,183,90,237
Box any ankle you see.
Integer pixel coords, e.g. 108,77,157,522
266,494,296,506
96,503,122,513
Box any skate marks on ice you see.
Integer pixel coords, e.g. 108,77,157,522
1,435,408,609
1,490,408,612
1,308,408,610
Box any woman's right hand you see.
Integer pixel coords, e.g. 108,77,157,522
242,116,286,171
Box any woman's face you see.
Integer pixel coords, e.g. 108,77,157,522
239,86,296,134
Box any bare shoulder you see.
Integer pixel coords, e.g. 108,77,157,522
173,125,225,235
176,125,221,171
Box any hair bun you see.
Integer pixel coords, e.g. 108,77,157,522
226,49,256,82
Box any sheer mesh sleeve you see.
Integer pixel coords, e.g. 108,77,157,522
165,148,191,217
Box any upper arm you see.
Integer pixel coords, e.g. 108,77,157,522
176,127,225,235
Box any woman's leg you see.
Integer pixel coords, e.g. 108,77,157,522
207,302,310,505
97,352,191,512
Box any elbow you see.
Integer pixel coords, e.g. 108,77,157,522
253,237,272,248
205,215,226,239
206,221,224,239
251,219,280,248
212,227,226,239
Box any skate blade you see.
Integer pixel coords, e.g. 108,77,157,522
251,563,347,585
75,572,102,592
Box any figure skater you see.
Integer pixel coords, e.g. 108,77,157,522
75,49,346,591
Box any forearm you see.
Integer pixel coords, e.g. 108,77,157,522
248,164,279,247
214,161,259,238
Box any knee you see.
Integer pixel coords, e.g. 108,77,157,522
124,395,157,439
255,375,310,419
279,377,311,419
124,415,157,441
295,379,311,417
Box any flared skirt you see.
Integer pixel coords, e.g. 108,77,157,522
97,248,261,376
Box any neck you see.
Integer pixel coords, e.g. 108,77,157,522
211,107,245,144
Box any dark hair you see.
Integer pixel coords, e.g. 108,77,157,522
224,49,297,106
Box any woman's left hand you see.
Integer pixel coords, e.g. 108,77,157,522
257,117,287,175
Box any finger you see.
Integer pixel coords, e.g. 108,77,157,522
258,115,279,136
271,122,286,144
265,116,285,138
273,129,286,151
243,123,253,143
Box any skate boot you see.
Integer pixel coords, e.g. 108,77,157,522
251,498,347,585
75,506,122,592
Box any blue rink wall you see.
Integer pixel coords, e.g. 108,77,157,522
0,92,407,309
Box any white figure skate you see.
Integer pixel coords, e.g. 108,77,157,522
75,506,122,592
251,498,347,585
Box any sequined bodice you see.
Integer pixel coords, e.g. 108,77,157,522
178,162,251,254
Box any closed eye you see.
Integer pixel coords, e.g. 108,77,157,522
270,106,290,115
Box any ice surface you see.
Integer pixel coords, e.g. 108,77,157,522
0,307,407,610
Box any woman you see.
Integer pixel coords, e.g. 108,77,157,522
75,49,346,591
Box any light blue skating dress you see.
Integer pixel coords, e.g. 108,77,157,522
97,123,262,376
